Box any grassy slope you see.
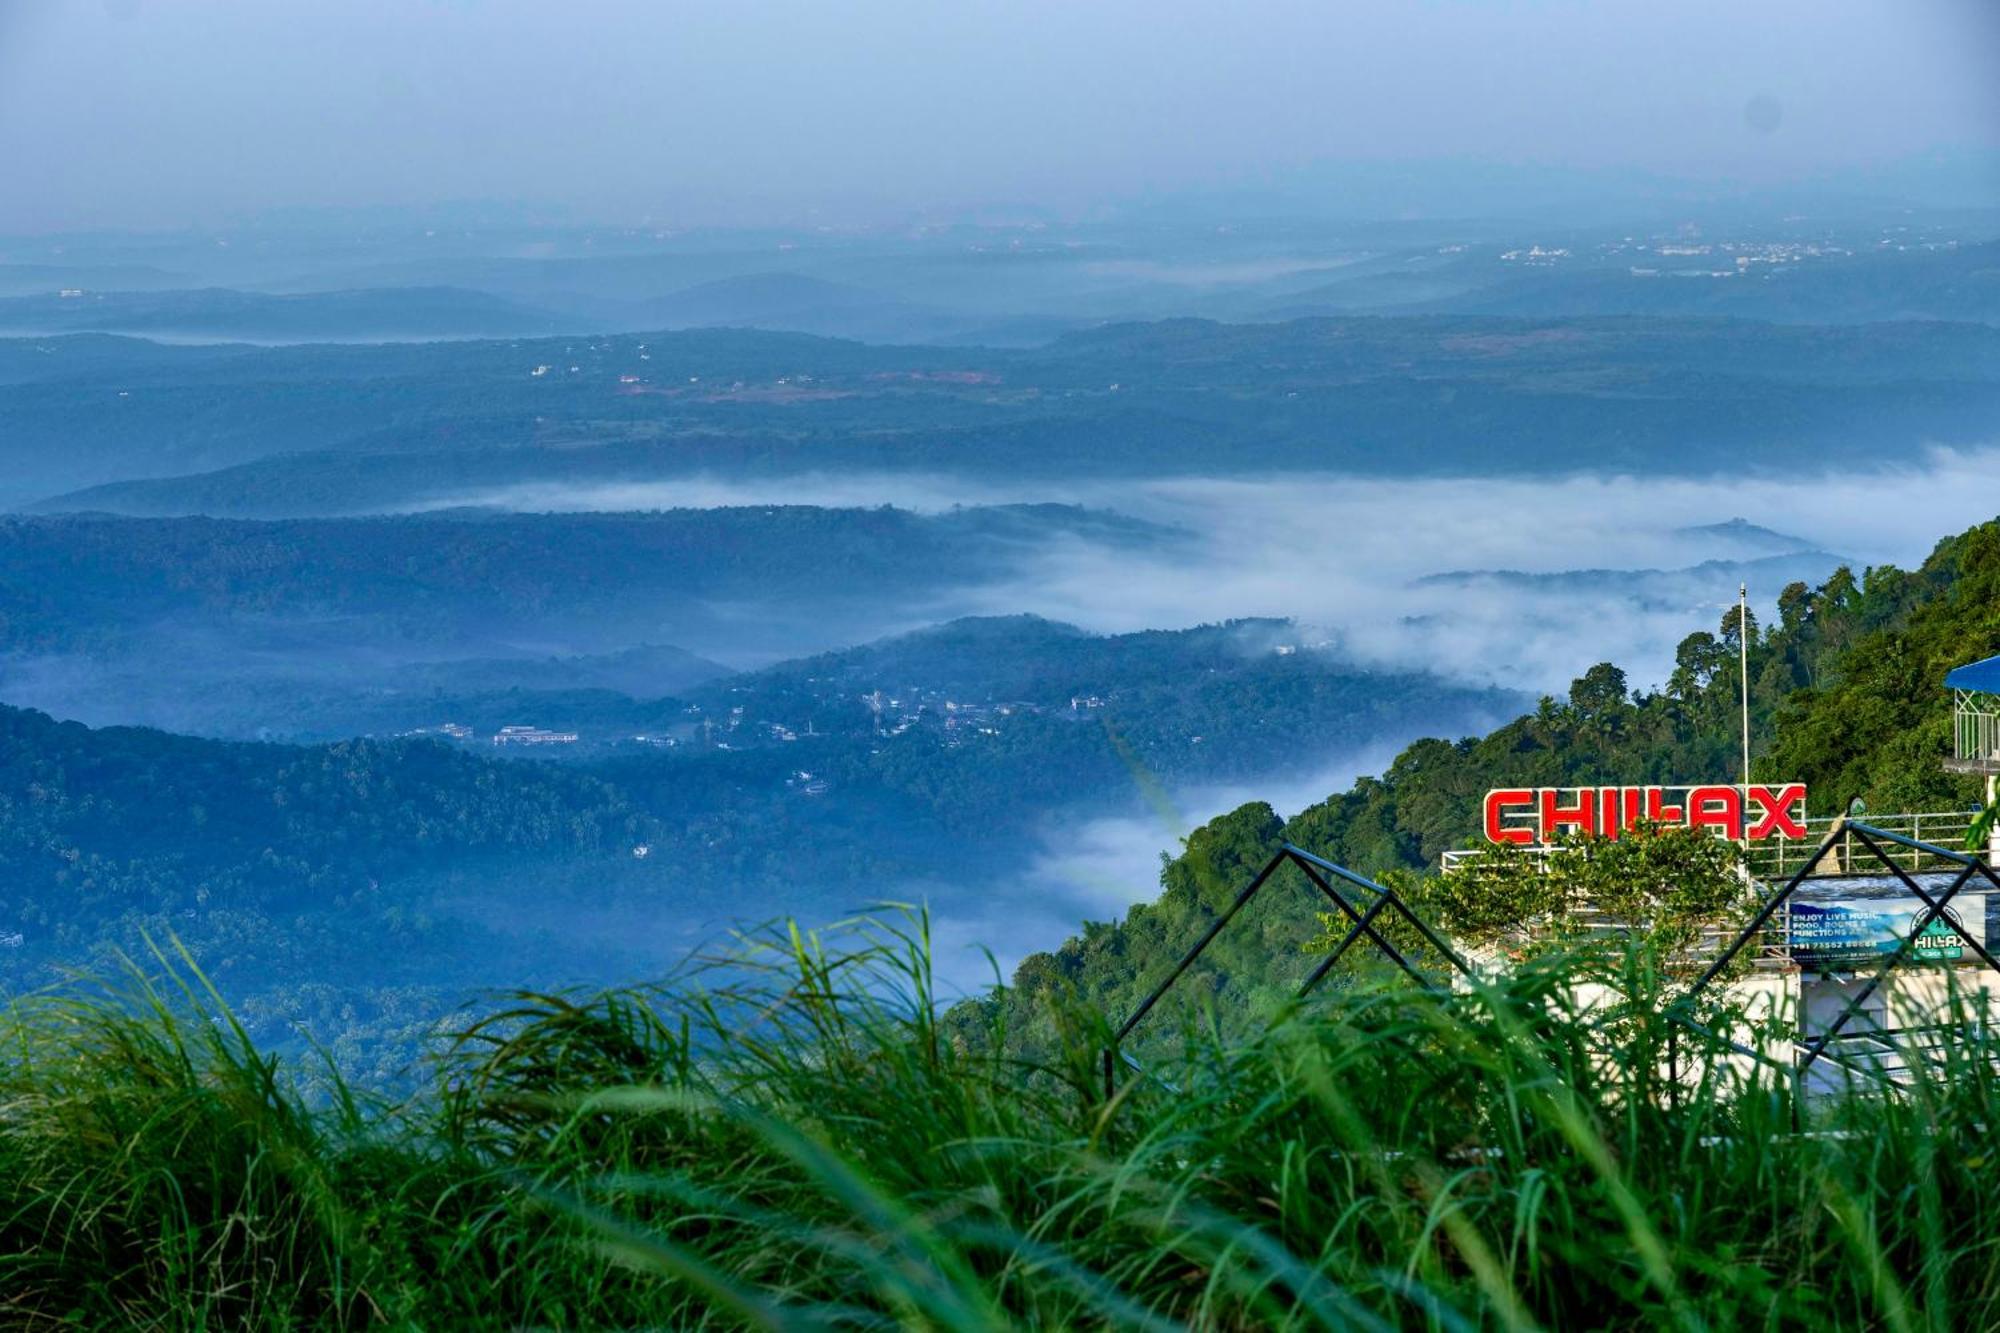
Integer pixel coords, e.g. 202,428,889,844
6,917,2000,1328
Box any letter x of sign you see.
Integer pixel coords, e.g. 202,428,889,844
1745,783,1808,839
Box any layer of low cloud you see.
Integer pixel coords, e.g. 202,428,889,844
924,745,1416,996
421,445,2000,697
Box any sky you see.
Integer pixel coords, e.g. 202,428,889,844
1,0,1996,233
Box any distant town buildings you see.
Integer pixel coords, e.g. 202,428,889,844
400,722,473,741
493,725,579,747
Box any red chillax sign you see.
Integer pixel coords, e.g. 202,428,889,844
1482,784,1808,846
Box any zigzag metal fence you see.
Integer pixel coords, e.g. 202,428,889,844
1666,819,2000,1094
1101,844,1472,1098
1103,824,2000,1105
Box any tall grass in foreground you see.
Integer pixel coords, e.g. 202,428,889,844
3,919,2000,1330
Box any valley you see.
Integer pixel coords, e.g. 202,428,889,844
0,198,1992,1084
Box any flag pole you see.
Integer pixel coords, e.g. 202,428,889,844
1739,582,1752,789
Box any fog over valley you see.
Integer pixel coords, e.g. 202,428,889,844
409,453,1999,693
1,441,1988,1013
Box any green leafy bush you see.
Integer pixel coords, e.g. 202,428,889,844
1307,823,1752,967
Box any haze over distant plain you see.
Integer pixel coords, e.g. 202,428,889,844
0,0,1995,232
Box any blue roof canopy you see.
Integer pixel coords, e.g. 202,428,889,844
1946,654,2000,693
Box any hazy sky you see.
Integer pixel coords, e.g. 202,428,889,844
1,0,1995,232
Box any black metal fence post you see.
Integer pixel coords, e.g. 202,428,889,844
1668,821,1998,1094
1101,847,1465,1096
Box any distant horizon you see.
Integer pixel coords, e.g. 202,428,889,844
2,0,1996,233
1,149,1997,244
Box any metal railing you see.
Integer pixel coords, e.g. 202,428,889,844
1442,811,1979,880
1955,692,2000,771
1667,821,2000,1100
1757,811,1976,877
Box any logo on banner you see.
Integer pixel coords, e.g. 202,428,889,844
1788,900,1975,967
1481,784,1808,846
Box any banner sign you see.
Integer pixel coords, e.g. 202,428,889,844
1482,784,1808,846
1789,899,1984,968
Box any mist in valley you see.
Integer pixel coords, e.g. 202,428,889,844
921,740,1440,995
387,444,2000,696
48,443,1963,1003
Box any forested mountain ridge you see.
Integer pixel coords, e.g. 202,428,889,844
0,615,1512,945
12,313,2000,508
0,505,1158,651
0,611,1521,1068
0,705,650,902
980,515,2000,1032
0,701,655,1019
